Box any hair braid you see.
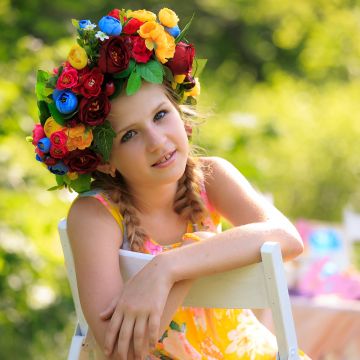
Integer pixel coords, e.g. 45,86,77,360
173,156,208,227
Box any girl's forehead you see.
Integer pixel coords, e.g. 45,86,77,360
109,83,171,126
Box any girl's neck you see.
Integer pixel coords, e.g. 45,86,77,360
128,181,178,215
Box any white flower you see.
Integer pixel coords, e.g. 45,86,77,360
84,23,97,31
95,31,109,41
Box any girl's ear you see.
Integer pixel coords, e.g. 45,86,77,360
96,163,117,177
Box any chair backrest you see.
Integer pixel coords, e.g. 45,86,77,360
58,218,300,360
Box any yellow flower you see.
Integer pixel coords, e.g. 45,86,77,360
68,44,88,70
43,117,64,137
129,9,156,23
138,21,163,39
185,77,201,97
174,74,186,84
155,31,176,64
158,8,179,28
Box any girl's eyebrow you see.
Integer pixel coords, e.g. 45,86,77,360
116,101,168,135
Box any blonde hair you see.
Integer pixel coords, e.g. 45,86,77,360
91,82,208,251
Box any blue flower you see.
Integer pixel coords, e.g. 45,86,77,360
165,25,181,38
79,20,92,29
48,162,68,175
38,137,51,153
36,154,44,162
55,90,78,114
98,16,122,36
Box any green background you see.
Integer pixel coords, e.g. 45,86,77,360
1,0,360,358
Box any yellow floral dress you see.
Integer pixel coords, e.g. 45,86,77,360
79,190,310,360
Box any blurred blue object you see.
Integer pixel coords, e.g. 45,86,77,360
309,229,342,255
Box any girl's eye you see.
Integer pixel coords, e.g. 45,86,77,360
121,130,136,143
154,110,167,121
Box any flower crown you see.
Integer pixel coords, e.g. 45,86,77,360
28,8,206,193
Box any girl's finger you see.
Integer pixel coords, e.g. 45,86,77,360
117,315,135,360
104,311,123,356
148,313,160,350
133,316,148,360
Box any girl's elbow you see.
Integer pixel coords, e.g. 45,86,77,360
284,234,304,260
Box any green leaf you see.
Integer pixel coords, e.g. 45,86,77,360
169,321,182,332
47,185,64,191
55,175,65,186
38,101,51,126
137,60,164,84
69,174,92,193
113,59,136,79
176,13,195,44
126,70,142,96
163,66,174,83
72,19,80,29
48,102,67,126
92,120,116,162
192,58,207,78
36,70,51,101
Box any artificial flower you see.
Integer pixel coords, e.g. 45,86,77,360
77,67,104,98
165,25,181,38
166,42,195,75
66,124,93,151
123,18,144,35
32,124,46,145
55,90,78,114
64,148,101,174
129,9,156,23
50,130,68,147
98,36,131,73
56,67,78,90
158,8,179,28
138,21,164,42
37,137,51,153
48,161,68,175
95,31,109,41
79,93,111,126
79,20,92,29
43,117,64,137
131,36,152,63
155,31,176,64
68,44,88,70
98,15,122,36
108,9,120,20
50,143,69,159
184,77,200,97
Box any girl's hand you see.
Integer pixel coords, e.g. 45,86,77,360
100,256,173,360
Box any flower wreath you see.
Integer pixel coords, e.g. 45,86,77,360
28,8,206,193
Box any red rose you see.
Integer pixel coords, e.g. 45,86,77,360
79,92,111,126
44,156,57,166
123,18,144,34
50,130,67,147
56,67,78,90
166,42,195,75
108,9,120,20
131,36,152,63
78,67,104,98
98,36,131,74
50,144,69,159
64,148,101,174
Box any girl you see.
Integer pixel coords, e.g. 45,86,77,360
30,7,309,360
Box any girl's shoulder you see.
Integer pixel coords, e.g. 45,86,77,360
67,190,124,248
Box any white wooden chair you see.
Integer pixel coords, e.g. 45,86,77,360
58,218,300,360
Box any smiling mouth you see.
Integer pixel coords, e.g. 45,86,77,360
152,150,176,166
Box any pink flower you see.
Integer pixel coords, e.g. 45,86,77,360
56,67,78,90
32,124,46,145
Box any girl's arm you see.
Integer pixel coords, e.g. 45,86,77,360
157,156,304,285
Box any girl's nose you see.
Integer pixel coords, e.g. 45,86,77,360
145,127,166,152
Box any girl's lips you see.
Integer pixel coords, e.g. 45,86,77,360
152,150,177,168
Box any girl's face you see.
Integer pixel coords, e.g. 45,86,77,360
107,82,189,188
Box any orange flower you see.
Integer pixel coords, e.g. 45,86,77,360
66,124,93,151
155,31,176,64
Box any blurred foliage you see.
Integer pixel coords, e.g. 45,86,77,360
1,0,360,358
